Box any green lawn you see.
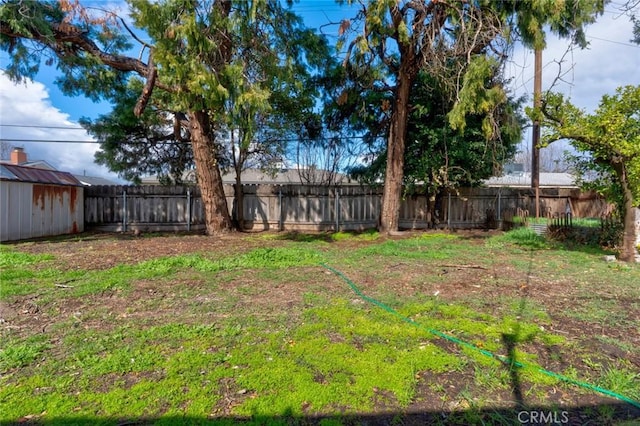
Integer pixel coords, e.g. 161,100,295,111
1,230,639,425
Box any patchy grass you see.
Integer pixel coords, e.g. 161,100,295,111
0,229,638,424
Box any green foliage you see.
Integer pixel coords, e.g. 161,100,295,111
338,0,604,197
536,86,640,260
407,70,523,192
502,0,605,49
84,79,195,184
348,68,523,194
1,0,132,99
489,228,553,250
448,56,507,138
0,335,50,371
538,86,640,206
1,0,333,201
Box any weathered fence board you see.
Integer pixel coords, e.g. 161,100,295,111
84,184,611,233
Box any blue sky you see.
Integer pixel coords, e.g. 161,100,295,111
1,2,639,182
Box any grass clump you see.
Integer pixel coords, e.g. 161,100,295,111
488,228,552,250
331,229,380,242
141,246,323,274
0,247,57,298
0,335,51,371
0,245,54,267
597,365,640,401
354,233,459,260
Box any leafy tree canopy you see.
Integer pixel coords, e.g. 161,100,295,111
349,69,524,194
82,79,195,185
536,85,640,260
537,86,640,203
1,0,333,234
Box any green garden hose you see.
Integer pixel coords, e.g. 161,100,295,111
320,263,640,410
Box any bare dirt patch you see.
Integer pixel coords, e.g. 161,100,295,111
8,231,271,271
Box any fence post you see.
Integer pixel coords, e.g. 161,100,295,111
497,191,502,221
122,188,127,232
278,188,283,231
335,188,340,231
447,192,451,229
187,189,191,232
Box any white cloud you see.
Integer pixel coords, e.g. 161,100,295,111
508,10,640,113
507,10,640,170
0,73,123,182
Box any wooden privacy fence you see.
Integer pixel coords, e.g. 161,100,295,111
84,184,611,232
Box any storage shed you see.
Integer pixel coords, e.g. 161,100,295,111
0,163,84,241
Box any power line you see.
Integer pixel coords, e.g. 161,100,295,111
587,35,640,49
0,124,86,130
0,135,370,145
1,139,99,143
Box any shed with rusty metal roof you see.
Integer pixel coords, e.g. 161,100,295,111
1,163,84,241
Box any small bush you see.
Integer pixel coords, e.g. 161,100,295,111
599,217,623,249
546,217,623,250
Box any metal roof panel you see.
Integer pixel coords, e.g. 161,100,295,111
0,164,82,186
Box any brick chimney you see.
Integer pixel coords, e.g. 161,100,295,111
10,147,27,165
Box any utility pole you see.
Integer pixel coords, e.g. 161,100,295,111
532,48,542,218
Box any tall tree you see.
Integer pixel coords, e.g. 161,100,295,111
338,0,506,233
0,0,325,234
337,0,606,233
406,71,523,214
348,69,524,224
220,12,331,227
536,86,640,262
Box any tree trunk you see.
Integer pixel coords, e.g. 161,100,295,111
379,70,414,233
189,110,233,234
613,161,637,262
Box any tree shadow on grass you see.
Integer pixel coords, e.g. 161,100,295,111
494,246,639,426
273,229,380,244
9,403,640,426
273,231,337,243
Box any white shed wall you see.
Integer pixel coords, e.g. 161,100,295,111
0,181,84,242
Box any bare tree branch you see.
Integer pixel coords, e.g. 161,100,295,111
134,50,157,117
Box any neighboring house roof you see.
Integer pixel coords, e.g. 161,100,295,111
0,163,82,186
73,175,119,186
222,169,352,184
484,172,577,188
3,148,96,186
19,160,58,171
141,168,352,185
